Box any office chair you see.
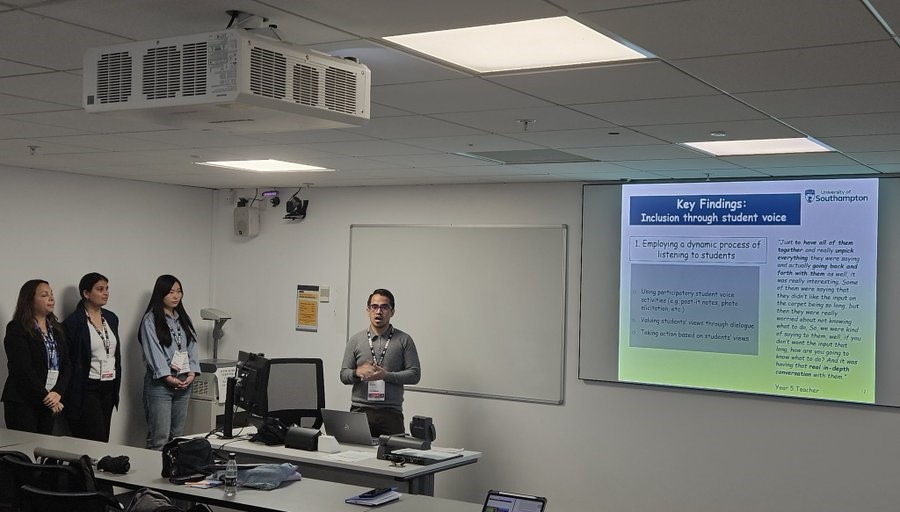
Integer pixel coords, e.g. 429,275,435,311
0,451,31,512
19,484,123,512
264,358,326,430
2,454,94,495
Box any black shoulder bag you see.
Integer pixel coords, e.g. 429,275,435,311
161,438,213,480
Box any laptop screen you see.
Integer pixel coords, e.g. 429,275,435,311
482,491,547,512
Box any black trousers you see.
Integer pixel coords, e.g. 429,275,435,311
70,379,117,442
3,400,54,434
351,405,405,437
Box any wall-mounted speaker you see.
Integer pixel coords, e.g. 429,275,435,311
234,206,259,237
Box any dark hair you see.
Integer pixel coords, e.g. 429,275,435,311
139,274,196,347
78,272,108,302
14,279,62,337
367,288,395,309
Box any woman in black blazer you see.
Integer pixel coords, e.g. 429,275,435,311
62,272,122,442
1,279,71,434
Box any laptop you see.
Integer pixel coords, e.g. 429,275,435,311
481,490,547,512
321,409,379,446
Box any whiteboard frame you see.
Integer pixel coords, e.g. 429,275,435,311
348,224,567,405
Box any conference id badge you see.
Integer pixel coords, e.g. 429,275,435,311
100,357,115,381
367,380,386,401
171,350,190,374
45,369,59,391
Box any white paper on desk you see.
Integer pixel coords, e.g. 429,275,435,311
323,450,375,462
391,448,460,461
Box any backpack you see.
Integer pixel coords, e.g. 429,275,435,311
124,488,180,512
124,489,213,512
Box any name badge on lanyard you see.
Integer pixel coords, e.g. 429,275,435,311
37,322,59,391
169,322,191,375
88,313,115,381
366,328,392,401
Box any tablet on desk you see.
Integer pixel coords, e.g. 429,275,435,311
482,490,547,512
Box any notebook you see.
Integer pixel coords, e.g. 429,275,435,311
321,409,379,446
481,490,547,512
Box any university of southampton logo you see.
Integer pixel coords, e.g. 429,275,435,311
804,189,815,203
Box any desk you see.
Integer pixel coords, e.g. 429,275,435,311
8,435,379,512
0,428,55,448
205,432,480,496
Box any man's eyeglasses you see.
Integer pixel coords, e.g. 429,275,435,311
367,304,393,312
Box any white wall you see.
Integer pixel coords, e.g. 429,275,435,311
5,168,900,511
0,166,214,447
210,182,900,512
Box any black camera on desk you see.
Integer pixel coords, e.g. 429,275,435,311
376,416,437,464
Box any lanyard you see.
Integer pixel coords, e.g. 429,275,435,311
170,321,184,351
86,311,111,355
35,321,59,370
367,326,393,366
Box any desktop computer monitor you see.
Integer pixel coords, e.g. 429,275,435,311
221,351,269,438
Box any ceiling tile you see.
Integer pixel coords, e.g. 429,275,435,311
0,96,70,115
820,134,900,152
0,10,127,70
373,78,550,114
262,0,561,38
302,139,436,157
868,0,900,30
674,41,900,94
615,158,742,171
783,112,900,138
0,117,86,139
634,119,802,143
27,0,354,45
488,61,718,105
369,153,496,168
506,127,664,148
395,134,544,153
10,110,177,133
845,151,900,165
310,40,469,85
573,94,766,126
646,168,770,180
567,144,703,161
433,106,611,133
0,57,48,77
34,134,178,152
341,115,485,139
581,0,885,60
756,165,878,176
0,72,82,106
737,82,900,118
720,152,860,168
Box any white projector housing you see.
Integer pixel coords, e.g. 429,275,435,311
83,30,370,132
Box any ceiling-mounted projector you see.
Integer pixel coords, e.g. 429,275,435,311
83,30,370,133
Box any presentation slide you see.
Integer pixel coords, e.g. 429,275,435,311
618,178,878,403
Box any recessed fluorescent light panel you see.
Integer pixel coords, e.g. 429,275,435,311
384,16,650,73
681,137,834,157
196,159,331,172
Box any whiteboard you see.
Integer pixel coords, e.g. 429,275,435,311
348,225,567,404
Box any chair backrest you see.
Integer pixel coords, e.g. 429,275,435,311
0,452,32,512
2,455,93,493
19,484,122,512
264,357,325,429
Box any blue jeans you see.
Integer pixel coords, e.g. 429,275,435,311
143,371,191,450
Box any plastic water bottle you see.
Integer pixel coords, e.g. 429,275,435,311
224,452,238,497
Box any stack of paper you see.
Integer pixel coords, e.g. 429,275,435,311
345,488,401,506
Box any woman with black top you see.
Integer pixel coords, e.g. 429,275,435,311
62,272,121,442
1,279,71,434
